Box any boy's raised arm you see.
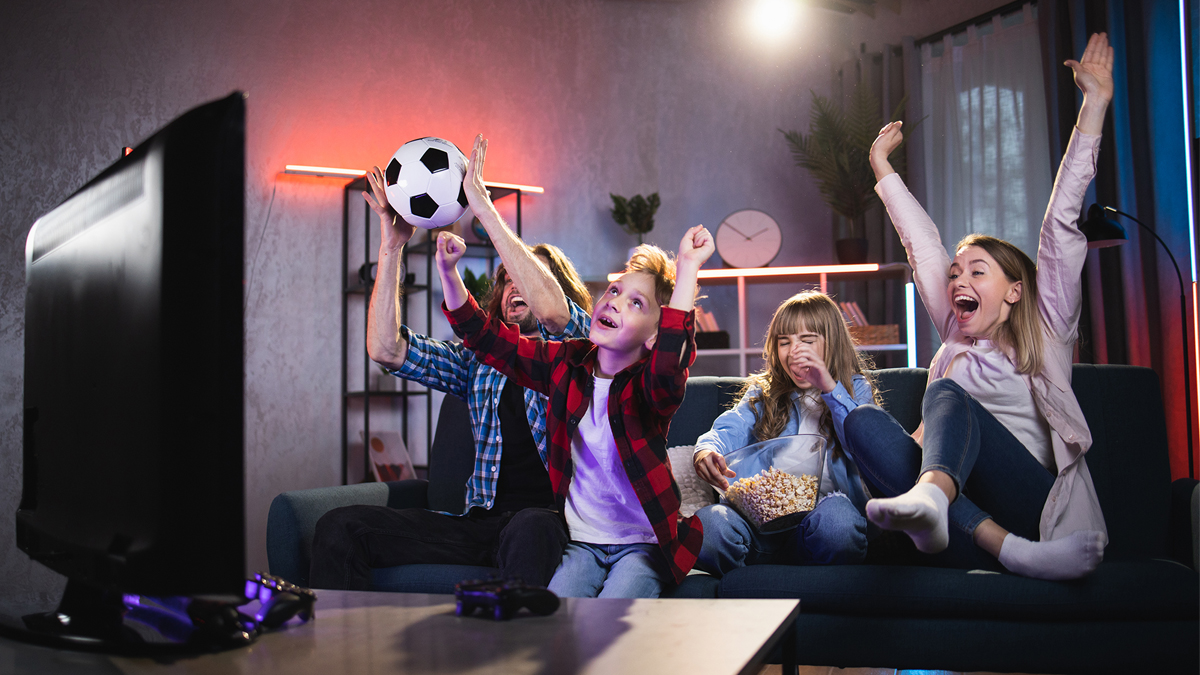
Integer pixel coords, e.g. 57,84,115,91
435,231,473,313
643,225,714,414
669,225,714,312
438,231,561,396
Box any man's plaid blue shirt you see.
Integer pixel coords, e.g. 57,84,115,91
387,298,591,513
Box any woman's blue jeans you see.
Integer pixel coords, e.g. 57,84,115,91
843,378,1054,570
694,493,868,576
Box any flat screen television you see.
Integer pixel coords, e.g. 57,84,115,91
15,92,246,647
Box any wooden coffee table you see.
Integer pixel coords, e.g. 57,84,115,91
2,590,800,675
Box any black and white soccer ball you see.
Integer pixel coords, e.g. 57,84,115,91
384,137,469,229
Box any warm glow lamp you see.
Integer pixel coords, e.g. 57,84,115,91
1081,203,1193,477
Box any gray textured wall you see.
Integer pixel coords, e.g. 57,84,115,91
0,0,1004,610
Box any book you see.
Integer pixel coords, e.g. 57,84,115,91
359,430,416,482
695,305,720,332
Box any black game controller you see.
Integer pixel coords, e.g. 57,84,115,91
454,579,560,621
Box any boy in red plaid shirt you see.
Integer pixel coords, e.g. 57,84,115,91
438,225,715,597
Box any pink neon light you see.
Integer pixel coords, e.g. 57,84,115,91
284,165,367,178
282,165,545,193
606,263,880,282
483,181,545,194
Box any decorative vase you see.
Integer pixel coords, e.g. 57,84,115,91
835,238,869,264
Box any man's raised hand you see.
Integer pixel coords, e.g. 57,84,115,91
463,134,494,215
364,165,415,251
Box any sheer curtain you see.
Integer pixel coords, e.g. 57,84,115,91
921,3,1051,258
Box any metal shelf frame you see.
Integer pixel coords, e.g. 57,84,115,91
340,179,528,484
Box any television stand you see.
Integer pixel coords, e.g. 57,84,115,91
12,578,256,656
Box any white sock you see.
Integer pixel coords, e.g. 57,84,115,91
997,530,1106,580
865,482,949,554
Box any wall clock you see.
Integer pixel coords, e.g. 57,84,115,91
715,209,782,268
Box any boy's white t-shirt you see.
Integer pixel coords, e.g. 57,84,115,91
563,376,658,545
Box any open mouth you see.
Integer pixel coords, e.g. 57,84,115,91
954,294,979,319
597,316,617,329
506,295,527,313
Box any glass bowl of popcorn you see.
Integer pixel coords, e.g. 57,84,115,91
718,434,825,534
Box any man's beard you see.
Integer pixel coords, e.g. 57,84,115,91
510,310,539,335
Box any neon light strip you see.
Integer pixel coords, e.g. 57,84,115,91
282,165,546,194
1182,0,1198,471
1181,0,1197,282
906,282,917,367
483,181,545,194
698,263,879,278
284,165,367,178
606,263,880,282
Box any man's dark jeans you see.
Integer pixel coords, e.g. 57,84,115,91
309,505,568,590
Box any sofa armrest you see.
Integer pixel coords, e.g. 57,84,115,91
384,479,430,510
1168,477,1199,571
267,481,427,587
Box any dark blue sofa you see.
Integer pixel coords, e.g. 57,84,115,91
267,365,1198,673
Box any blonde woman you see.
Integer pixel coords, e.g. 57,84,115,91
843,33,1114,580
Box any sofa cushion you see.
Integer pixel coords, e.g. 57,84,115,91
1070,364,1172,562
426,394,475,514
667,377,745,447
370,564,500,594
666,572,720,598
869,368,927,433
716,560,1198,621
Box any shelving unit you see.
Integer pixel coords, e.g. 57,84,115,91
340,180,530,485
611,263,915,377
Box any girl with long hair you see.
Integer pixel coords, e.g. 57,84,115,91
843,33,1114,579
692,291,879,572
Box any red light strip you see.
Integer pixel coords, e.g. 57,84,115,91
1194,282,1199,472
606,263,880,282
284,165,367,178
282,165,545,194
483,181,545,194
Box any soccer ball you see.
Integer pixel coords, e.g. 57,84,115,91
384,137,469,229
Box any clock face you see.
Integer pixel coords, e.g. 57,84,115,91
715,209,782,268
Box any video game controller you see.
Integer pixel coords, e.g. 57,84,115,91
454,579,560,621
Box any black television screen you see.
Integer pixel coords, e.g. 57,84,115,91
17,92,245,608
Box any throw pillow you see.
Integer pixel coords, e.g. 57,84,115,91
667,445,717,518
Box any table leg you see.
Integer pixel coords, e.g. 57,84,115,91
781,617,798,675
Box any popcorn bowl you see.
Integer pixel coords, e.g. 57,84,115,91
717,434,826,534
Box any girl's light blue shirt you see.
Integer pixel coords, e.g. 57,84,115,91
692,375,874,513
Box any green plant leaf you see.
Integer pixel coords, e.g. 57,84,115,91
462,267,493,306
610,192,658,237
779,82,916,233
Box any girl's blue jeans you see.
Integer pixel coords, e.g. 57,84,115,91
843,377,1055,570
548,542,672,598
694,492,868,576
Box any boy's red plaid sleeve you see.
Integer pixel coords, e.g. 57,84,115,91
444,296,561,396
641,306,695,415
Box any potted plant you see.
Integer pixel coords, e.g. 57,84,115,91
609,192,660,247
779,84,912,263
462,267,492,306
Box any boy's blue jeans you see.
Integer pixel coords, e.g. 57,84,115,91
843,377,1055,570
694,492,868,576
548,542,673,598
